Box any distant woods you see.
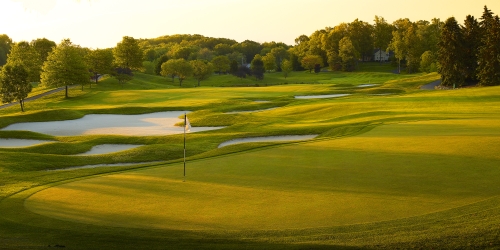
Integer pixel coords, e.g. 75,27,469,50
1,5,499,108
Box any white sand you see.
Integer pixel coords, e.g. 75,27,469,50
295,94,350,99
77,144,142,155
225,108,277,114
1,111,224,136
357,84,378,88
0,138,52,148
218,135,318,148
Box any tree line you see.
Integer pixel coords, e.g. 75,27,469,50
1,5,500,111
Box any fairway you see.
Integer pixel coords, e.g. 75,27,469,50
25,119,500,231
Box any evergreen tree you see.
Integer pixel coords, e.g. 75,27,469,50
438,17,466,87
477,6,500,86
462,15,481,83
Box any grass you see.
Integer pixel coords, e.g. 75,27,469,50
1,64,499,249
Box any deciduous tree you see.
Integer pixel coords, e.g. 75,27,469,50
281,59,292,78
190,59,213,86
300,54,323,73
211,55,230,75
6,41,42,82
41,39,90,97
85,48,114,87
0,34,12,66
262,53,277,72
338,37,359,71
0,64,32,112
251,55,265,80
113,36,143,70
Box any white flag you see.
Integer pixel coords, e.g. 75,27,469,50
185,115,191,132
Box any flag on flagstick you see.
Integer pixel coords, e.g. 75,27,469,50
185,115,191,132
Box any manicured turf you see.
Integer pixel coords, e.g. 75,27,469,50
1,65,500,249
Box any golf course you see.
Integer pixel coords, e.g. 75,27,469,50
1,64,500,249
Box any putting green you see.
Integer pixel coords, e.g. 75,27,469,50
25,119,500,231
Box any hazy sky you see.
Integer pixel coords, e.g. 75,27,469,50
2,0,500,49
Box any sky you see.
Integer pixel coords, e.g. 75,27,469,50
2,0,500,49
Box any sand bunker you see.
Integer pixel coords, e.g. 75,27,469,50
295,94,350,99
357,84,378,88
1,111,224,136
225,108,277,114
0,138,52,148
77,144,142,155
218,135,317,148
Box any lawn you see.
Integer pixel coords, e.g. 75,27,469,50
1,65,499,249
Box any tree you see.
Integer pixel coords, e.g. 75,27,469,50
154,55,169,76
6,41,42,82
250,55,265,80
31,38,56,63
281,59,293,78
462,15,481,83
190,59,213,86
388,18,413,73
85,48,114,87
161,59,192,86
0,34,13,66
262,53,277,72
229,60,238,74
0,64,32,112
348,19,374,61
477,6,500,86
211,55,230,75
300,54,323,73
373,16,393,64
419,51,435,73
438,17,466,87
114,67,133,86
113,36,143,70
404,24,422,73
41,39,90,98
338,37,359,71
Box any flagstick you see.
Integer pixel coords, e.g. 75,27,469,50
183,113,186,182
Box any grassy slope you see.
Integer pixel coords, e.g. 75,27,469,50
1,66,500,249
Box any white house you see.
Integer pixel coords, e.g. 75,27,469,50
374,49,390,62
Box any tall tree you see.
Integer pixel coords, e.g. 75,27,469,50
462,15,481,83
373,16,393,64
6,41,42,82
477,6,500,86
0,34,13,66
404,24,422,73
41,39,90,97
0,64,32,112
438,17,466,87
338,37,359,71
388,18,413,73
348,19,374,61
190,60,213,86
85,48,114,87
113,36,143,70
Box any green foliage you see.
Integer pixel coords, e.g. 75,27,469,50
30,38,56,63
190,59,213,86
300,54,323,73
338,37,359,72
40,39,91,97
85,48,114,86
419,50,435,73
262,52,276,72
6,41,42,82
477,6,500,86
281,59,292,78
0,34,12,66
160,58,193,86
250,55,264,80
438,17,466,87
113,36,143,70
462,15,481,82
0,64,32,111
210,55,230,75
